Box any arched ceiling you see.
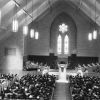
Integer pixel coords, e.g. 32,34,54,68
0,0,100,40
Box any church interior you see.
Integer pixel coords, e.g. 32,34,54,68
0,0,100,100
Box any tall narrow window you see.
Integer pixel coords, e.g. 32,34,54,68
64,35,69,54
57,35,62,54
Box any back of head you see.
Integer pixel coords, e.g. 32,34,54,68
60,61,66,64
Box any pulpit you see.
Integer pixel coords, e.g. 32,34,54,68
56,62,69,83
58,64,67,80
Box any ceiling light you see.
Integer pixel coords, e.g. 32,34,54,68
93,30,97,39
35,31,39,40
0,10,1,25
23,25,28,35
12,19,18,32
88,33,92,41
30,29,34,38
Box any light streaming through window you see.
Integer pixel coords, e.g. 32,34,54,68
57,35,62,54
64,35,69,54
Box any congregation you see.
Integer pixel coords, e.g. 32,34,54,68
70,75,100,100
24,60,50,71
0,61,100,100
0,73,56,100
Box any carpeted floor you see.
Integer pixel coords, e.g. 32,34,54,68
53,83,72,100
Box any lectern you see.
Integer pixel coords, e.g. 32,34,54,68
56,63,68,83
58,64,67,80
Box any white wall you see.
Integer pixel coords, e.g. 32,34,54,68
0,30,24,73
26,1,100,57
0,1,100,73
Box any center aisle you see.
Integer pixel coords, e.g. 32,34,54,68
53,83,72,100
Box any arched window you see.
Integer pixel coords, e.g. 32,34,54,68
59,23,68,34
57,35,62,54
64,35,69,54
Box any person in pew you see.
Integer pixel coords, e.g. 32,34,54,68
0,90,5,99
70,75,100,100
31,61,35,66
77,64,83,77
87,64,92,67
82,64,87,68
92,63,97,67
96,62,100,66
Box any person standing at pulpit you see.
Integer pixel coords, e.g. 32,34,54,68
60,61,66,72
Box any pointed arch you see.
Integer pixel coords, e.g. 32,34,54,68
50,12,77,55
64,34,69,54
57,34,62,54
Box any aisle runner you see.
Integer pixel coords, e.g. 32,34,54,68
53,83,72,100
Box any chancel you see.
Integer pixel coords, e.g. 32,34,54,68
56,61,68,83
0,0,100,100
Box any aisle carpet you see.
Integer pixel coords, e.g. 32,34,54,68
53,83,72,100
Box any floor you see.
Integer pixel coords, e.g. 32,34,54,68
53,83,72,100
51,68,72,100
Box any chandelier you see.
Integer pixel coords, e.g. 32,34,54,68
88,0,97,41
23,0,28,35
12,3,19,32
29,0,39,39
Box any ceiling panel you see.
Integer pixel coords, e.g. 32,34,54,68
0,0,10,8
0,0,100,41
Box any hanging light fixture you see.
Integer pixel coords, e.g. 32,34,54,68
93,30,97,39
88,5,92,41
0,9,1,26
29,0,39,39
23,0,28,35
12,19,18,32
12,4,18,32
35,31,39,40
23,25,28,35
34,4,39,40
30,29,34,38
30,0,34,38
88,33,92,41
88,3,94,41
93,0,97,40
